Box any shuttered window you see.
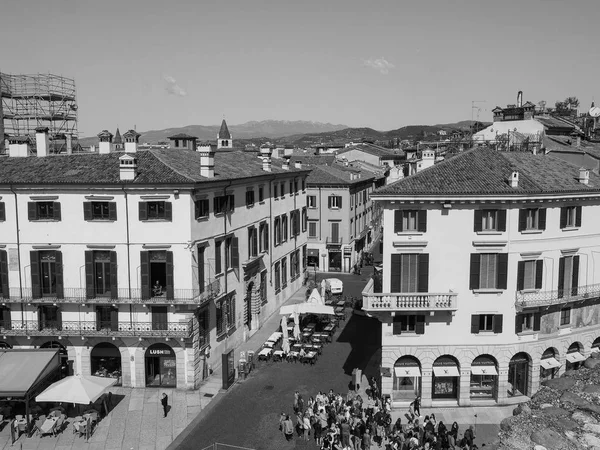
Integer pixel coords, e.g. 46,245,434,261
558,255,579,298
560,206,582,228
471,314,503,334
308,221,317,238
390,254,429,293
274,262,281,292
470,253,508,290
28,202,61,221
480,254,497,289
400,254,418,292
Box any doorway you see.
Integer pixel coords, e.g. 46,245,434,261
145,343,176,387
150,251,167,298
40,251,57,296
508,352,530,397
152,306,168,331
328,250,342,272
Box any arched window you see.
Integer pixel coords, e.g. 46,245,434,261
393,355,421,402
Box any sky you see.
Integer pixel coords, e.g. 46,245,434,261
2,0,600,136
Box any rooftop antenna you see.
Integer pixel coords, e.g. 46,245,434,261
471,100,486,137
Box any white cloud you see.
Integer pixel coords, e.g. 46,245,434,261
363,57,395,75
163,75,187,96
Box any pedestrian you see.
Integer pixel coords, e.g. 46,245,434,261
463,425,475,450
413,395,421,417
279,411,286,433
294,390,300,413
303,412,312,441
361,428,371,450
283,414,294,441
314,416,323,446
448,422,459,449
161,393,168,418
340,418,351,448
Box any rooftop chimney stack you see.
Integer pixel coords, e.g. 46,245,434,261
295,160,302,169
35,127,49,157
97,130,114,154
198,143,215,178
260,145,273,172
123,129,141,153
577,136,581,148
119,154,138,181
517,90,523,108
510,171,519,188
8,136,30,157
579,167,590,185
282,156,290,170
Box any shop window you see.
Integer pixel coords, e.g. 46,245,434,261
470,355,497,400
145,343,176,387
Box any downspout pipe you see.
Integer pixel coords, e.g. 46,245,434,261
9,185,23,320
121,186,133,322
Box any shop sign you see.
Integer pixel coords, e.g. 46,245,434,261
149,348,174,356
380,367,392,378
343,246,352,256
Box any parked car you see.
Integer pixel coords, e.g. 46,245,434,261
326,278,344,295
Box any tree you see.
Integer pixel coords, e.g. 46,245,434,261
555,96,580,112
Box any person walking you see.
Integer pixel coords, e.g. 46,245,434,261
161,393,168,418
463,425,475,450
282,415,294,441
413,395,421,417
448,422,459,449
303,413,312,441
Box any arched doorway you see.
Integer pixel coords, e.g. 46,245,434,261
540,347,560,382
245,282,254,330
566,342,585,370
592,337,600,354
470,355,498,400
508,352,530,397
91,342,122,385
40,340,69,377
145,343,176,387
393,356,421,402
432,355,460,400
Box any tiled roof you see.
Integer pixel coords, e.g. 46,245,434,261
306,164,375,186
535,116,576,131
337,144,403,159
545,136,600,159
123,130,141,139
373,147,600,197
168,133,198,140
289,155,335,166
218,119,231,139
97,130,113,139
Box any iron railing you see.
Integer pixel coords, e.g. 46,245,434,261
361,278,458,312
516,283,600,310
326,237,343,245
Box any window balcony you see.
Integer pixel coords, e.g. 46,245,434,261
516,283,600,311
361,278,458,313
326,237,343,246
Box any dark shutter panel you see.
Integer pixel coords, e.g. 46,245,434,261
96,307,101,331
415,315,425,335
108,202,117,221
417,254,429,293
27,202,37,221
493,315,503,333
110,251,118,299
535,260,543,290
54,251,64,299
265,223,269,250
231,237,239,269
572,255,580,296
215,242,221,274
213,197,219,214
2,307,11,330
53,202,61,221
576,206,582,227
328,197,332,208
390,254,401,293
166,251,174,300
37,306,42,331
516,261,525,291
83,202,92,221
533,312,541,331
338,197,342,208
538,208,546,230
469,254,481,290
474,210,482,232
558,257,565,298
471,315,480,334
392,318,402,335
0,202,5,221
140,251,150,300
139,202,148,221
30,251,41,299
518,209,526,232
560,207,567,228
497,253,508,290
198,247,205,292
394,210,403,233
498,210,506,232
85,251,94,299
0,251,8,299
417,210,427,232
194,201,199,220
56,306,62,330
110,307,118,331
515,315,523,334
165,202,173,221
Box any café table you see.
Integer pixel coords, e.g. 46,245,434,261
258,348,272,361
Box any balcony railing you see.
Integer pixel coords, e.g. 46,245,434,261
326,237,343,245
0,319,193,339
516,283,600,310
1,278,223,306
361,278,458,312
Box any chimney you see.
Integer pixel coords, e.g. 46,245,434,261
282,156,290,170
198,143,215,178
577,136,581,148
66,133,73,155
8,136,30,157
123,129,140,153
344,160,349,167
35,127,49,157
119,154,138,181
97,130,113,154
294,160,302,169
579,167,590,185
510,171,519,188
260,145,273,172
517,90,523,108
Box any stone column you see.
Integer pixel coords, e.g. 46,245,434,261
421,370,433,408
120,347,131,387
496,367,509,405
459,369,471,406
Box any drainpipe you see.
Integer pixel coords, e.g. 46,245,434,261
10,185,24,322
121,186,133,323
223,180,232,296
267,176,275,286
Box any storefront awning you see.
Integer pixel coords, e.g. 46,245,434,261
566,352,586,363
433,366,460,377
0,350,60,397
592,347,600,354
470,365,498,376
394,366,421,377
540,357,561,370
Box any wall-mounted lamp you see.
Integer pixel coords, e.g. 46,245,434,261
443,203,452,209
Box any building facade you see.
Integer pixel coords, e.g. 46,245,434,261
367,147,600,408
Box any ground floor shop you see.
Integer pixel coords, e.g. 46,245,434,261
306,243,362,273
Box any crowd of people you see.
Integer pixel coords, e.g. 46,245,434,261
278,381,479,450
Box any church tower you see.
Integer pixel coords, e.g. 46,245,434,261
217,119,232,149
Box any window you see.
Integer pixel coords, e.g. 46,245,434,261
394,210,426,233
301,207,307,232
0,202,5,221
519,208,546,231
198,307,210,347
258,186,264,202
392,315,425,335
280,182,285,198
214,195,234,214
302,245,307,269
308,196,317,208
92,202,109,220
474,209,506,232
559,255,579,298
308,221,317,238
248,227,258,258
560,206,581,229
517,260,543,291
480,254,497,289
350,195,354,210
216,296,235,336
195,199,209,219
515,312,541,333
294,180,298,194
302,178,306,191
470,314,503,333
281,257,287,288
469,253,508,290
139,201,172,221
479,314,494,331
291,251,299,279
274,262,281,292
390,253,429,293
83,201,116,221
246,190,255,207
28,201,61,221
259,222,269,253
330,221,340,243
560,307,571,326
350,218,354,238
274,183,278,198
329,196,342,209
215,241,222,274
225,237,232,270
282,215,288,242
291,209,300,236
274,217,281,246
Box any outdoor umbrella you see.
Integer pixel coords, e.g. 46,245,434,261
281,316,290,354
320,279,327,300
36,375,117,405
293,310,301,340
306,288,324,305
279,302,335,316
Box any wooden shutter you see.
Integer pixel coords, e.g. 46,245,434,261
198,247,205,292
417,210,427,232
328,197,332,208
228,195,235,211
473,210,482,232
518,209,526,232
338,196,342,208
83,202,92,221
110,251,118,299
1,307,11,330
56,306,62,330
471,315,480,334
85,251,95,299
533,312,541,332
497,210,506,232
28,202,37,221
0,202,5,221
165,202,173,221
493,315,503,333
139,202,148,221
390,254,401,293
110,307,119,331
572,255,580,296
166,251,174,300
392,317,402,335
535,260,543,289
538,208,546,230
213,197,220,214
394,210,403,233
497,253,508,290
515,315,523,334
558,257,565,298
469,254,480,290
415,315,425,335
559,207,567,228
417,254,429,293
30,251,41,299
140,251,150,300
53,202,61,221
516,261,525,291
0,251,8,299
37,306,43,331
231,237,239,269
575,206,582,227
95,306,102,331
108,202,117,221
215,241,222,274
54,251,64,299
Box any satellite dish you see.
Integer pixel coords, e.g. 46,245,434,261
589,106,600,118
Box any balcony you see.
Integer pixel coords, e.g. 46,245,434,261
516,283,600,311
0,319,193,339
326,237,343,246
361,278,458,313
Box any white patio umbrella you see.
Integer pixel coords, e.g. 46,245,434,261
320,279,327,300
293,310,301,340
280,302,335,316
36,375,117,405
281,316,290,354
307,288,324,305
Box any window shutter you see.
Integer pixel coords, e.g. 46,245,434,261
56,306,62,330
515,315,523,334
497,210,506,231
85,251,94,299
165,202,173,221
572,255,580,296
108,202,117,221
576,206,582,227
215,242,222,274
559,207,567,228
197,247,205,292
53,202,61,221
140,251,150,300
474,210,482,232
394,210,403,233
83,202,92,221
518,209,526,232
265,223,269,250
194,201,200,219
533,312,541,332
493,314,503,333
213,197,220,214
28,202,37,221
96,306,102,331
37,306,43,331
0,251,8,299
471,315,480,334
538,208,546,230
417,254,429,293
516,261,525,291
110,307,119,331
1,307,11,330
392,318,402,335
338,196,342,208
54,251,64,299
139,202,148,221
417,210,427,232
30,251,41,299
415,315,425,335
390,254,401,293
497,253,508,290
231,237,239,269
558,257,565,298
0,202,5,221
110,251,118,299
166,251,174,300
469,254,480,290
535,260,543,290
328,197,332,208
